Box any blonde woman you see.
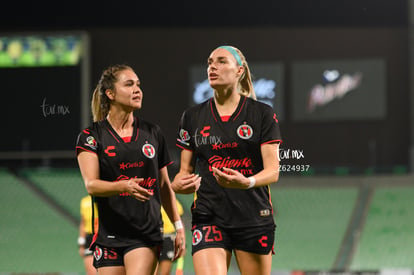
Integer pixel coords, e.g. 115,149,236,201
172,46,282,275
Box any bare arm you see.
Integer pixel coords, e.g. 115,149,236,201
213,142,280,189
159,166,186,260
77,150,153,201
251,142,280,185
171,149,201,194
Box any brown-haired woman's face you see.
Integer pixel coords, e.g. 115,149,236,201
207,48,243,90
109,69,143,111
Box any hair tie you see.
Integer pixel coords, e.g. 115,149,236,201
218,46,242,66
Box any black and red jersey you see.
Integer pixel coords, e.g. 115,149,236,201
76,117,172,247
176,96,282,229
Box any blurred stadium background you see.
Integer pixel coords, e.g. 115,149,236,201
0,0,413,274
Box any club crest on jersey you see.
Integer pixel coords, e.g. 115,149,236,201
85,136,97,149
237,124,253,139
192,229,203,246
142,143,155,159
179,129,190,142
94,246,103,261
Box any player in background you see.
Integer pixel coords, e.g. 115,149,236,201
172,46,282,275
155,199,185,275
78,195,98,275
76,64,185,275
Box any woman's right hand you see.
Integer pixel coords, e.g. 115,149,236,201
171,174,201,194
126,178,153,201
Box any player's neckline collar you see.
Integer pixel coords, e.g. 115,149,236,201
104,116,139,143
209,96,247,123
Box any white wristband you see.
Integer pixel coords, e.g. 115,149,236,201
247,177,256,189
77,236,86,246
174,220,183,230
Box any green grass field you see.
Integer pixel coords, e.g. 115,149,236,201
1,168,413,274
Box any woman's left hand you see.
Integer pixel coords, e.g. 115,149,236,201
173,228,186,260
212,167,250,189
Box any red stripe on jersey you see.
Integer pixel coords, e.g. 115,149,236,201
122,136,132,143
106,127,121,143
209,99,218,122
261,139,283,145
176,144,194,152
90,232,98,251
232,96,247,121
133,117,139,141
221,115,231,122
75,146,97,155
160,161,174,169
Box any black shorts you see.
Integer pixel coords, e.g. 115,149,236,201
93,242,161,268
191,223,275,255
159,234,175,261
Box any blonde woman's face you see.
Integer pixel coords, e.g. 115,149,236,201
207,48,243,90
110,69,143,111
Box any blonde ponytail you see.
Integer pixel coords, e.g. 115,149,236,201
239,63,256,100
219,46,256,100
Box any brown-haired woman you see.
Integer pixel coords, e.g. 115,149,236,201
76,64,185,275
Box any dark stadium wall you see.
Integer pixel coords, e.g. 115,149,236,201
88,27,409,170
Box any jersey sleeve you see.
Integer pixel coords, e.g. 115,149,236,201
260,105,283,145
176,109,194,151
75,127,99,155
